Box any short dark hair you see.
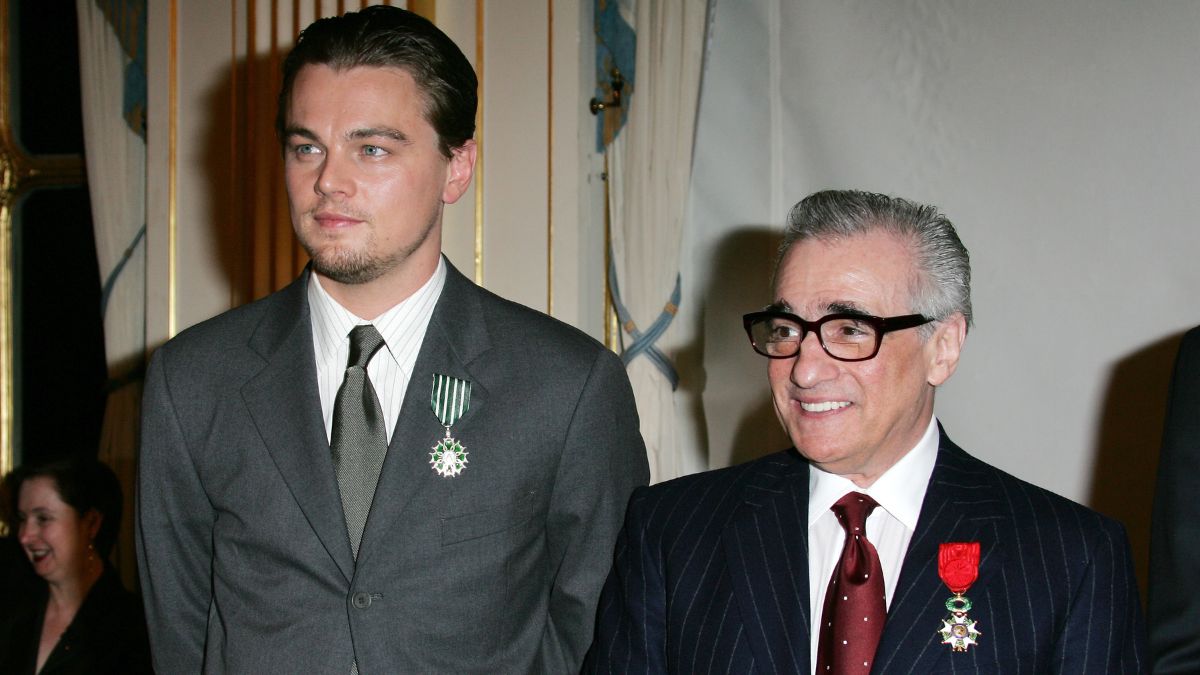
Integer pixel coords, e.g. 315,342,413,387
276,5,477,158
10,456,124,559
778,190,973,331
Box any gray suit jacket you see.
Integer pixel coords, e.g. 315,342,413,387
137,261,649,673
1150,326,1200,673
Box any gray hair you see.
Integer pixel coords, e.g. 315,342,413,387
776,189,973,330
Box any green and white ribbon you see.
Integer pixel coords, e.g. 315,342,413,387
431,374,471,428
430,374,472,478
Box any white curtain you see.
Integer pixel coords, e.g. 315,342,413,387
607,0,707,483
77,0,147,588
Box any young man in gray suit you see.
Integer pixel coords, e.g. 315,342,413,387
588,190,1146,673
136,7,648,672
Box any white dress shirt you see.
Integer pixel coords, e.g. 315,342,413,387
308,257,446,444
806,415,939,673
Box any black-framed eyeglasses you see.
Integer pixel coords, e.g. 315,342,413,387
742,310,932,362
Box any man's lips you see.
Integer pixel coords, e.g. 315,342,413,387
798,400,851,413
313,212,364,228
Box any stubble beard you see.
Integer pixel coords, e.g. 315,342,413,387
299,202,443,286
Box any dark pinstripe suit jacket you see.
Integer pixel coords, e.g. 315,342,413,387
587,430,1147,674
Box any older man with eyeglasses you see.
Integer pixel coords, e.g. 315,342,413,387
586,189,1147,674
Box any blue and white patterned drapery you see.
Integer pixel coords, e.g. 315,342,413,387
596,0,707,483
78,0,147,587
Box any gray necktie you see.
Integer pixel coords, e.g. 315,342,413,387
331,324,389,560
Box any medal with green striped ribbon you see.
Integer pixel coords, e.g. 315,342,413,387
429,374,471,478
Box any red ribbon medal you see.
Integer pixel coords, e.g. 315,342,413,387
936,542,982,652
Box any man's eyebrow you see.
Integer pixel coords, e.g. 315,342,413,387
282,126,318,141
280,127,410,143
826,301,870,316
764,301,871,316
347,127,409,142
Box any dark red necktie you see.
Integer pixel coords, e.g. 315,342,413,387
815,492,887,674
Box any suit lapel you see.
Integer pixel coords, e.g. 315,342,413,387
240,274,357,582
722,451,811,675
356,262,491,567
872,431,1007,673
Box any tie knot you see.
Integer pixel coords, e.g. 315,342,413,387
346,325,385,369
831,491,878,535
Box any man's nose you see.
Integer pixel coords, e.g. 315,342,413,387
789,330,839,387
316,151,355,198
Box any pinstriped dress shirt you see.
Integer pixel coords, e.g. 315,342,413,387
308,257,446,444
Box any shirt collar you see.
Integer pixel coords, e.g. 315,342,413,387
307,256,447,364
807,415,940,529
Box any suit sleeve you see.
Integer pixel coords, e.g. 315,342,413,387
584,486,668,674
536,348,649,672
1149,327,1200,673
1052,518,1148,673
136,348,213,673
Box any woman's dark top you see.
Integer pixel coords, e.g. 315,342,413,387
0,565,153,674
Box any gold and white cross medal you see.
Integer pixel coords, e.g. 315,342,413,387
429,374,471,478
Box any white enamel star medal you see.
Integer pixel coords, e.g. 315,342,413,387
429,374,471,478
938,594,982,651
937,542,983,652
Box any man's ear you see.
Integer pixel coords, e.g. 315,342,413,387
926,312,967,387
442,139,477,204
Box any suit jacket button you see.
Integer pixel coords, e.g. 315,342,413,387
352,592,372,609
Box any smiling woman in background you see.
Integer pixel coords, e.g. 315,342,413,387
0,457,151,674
